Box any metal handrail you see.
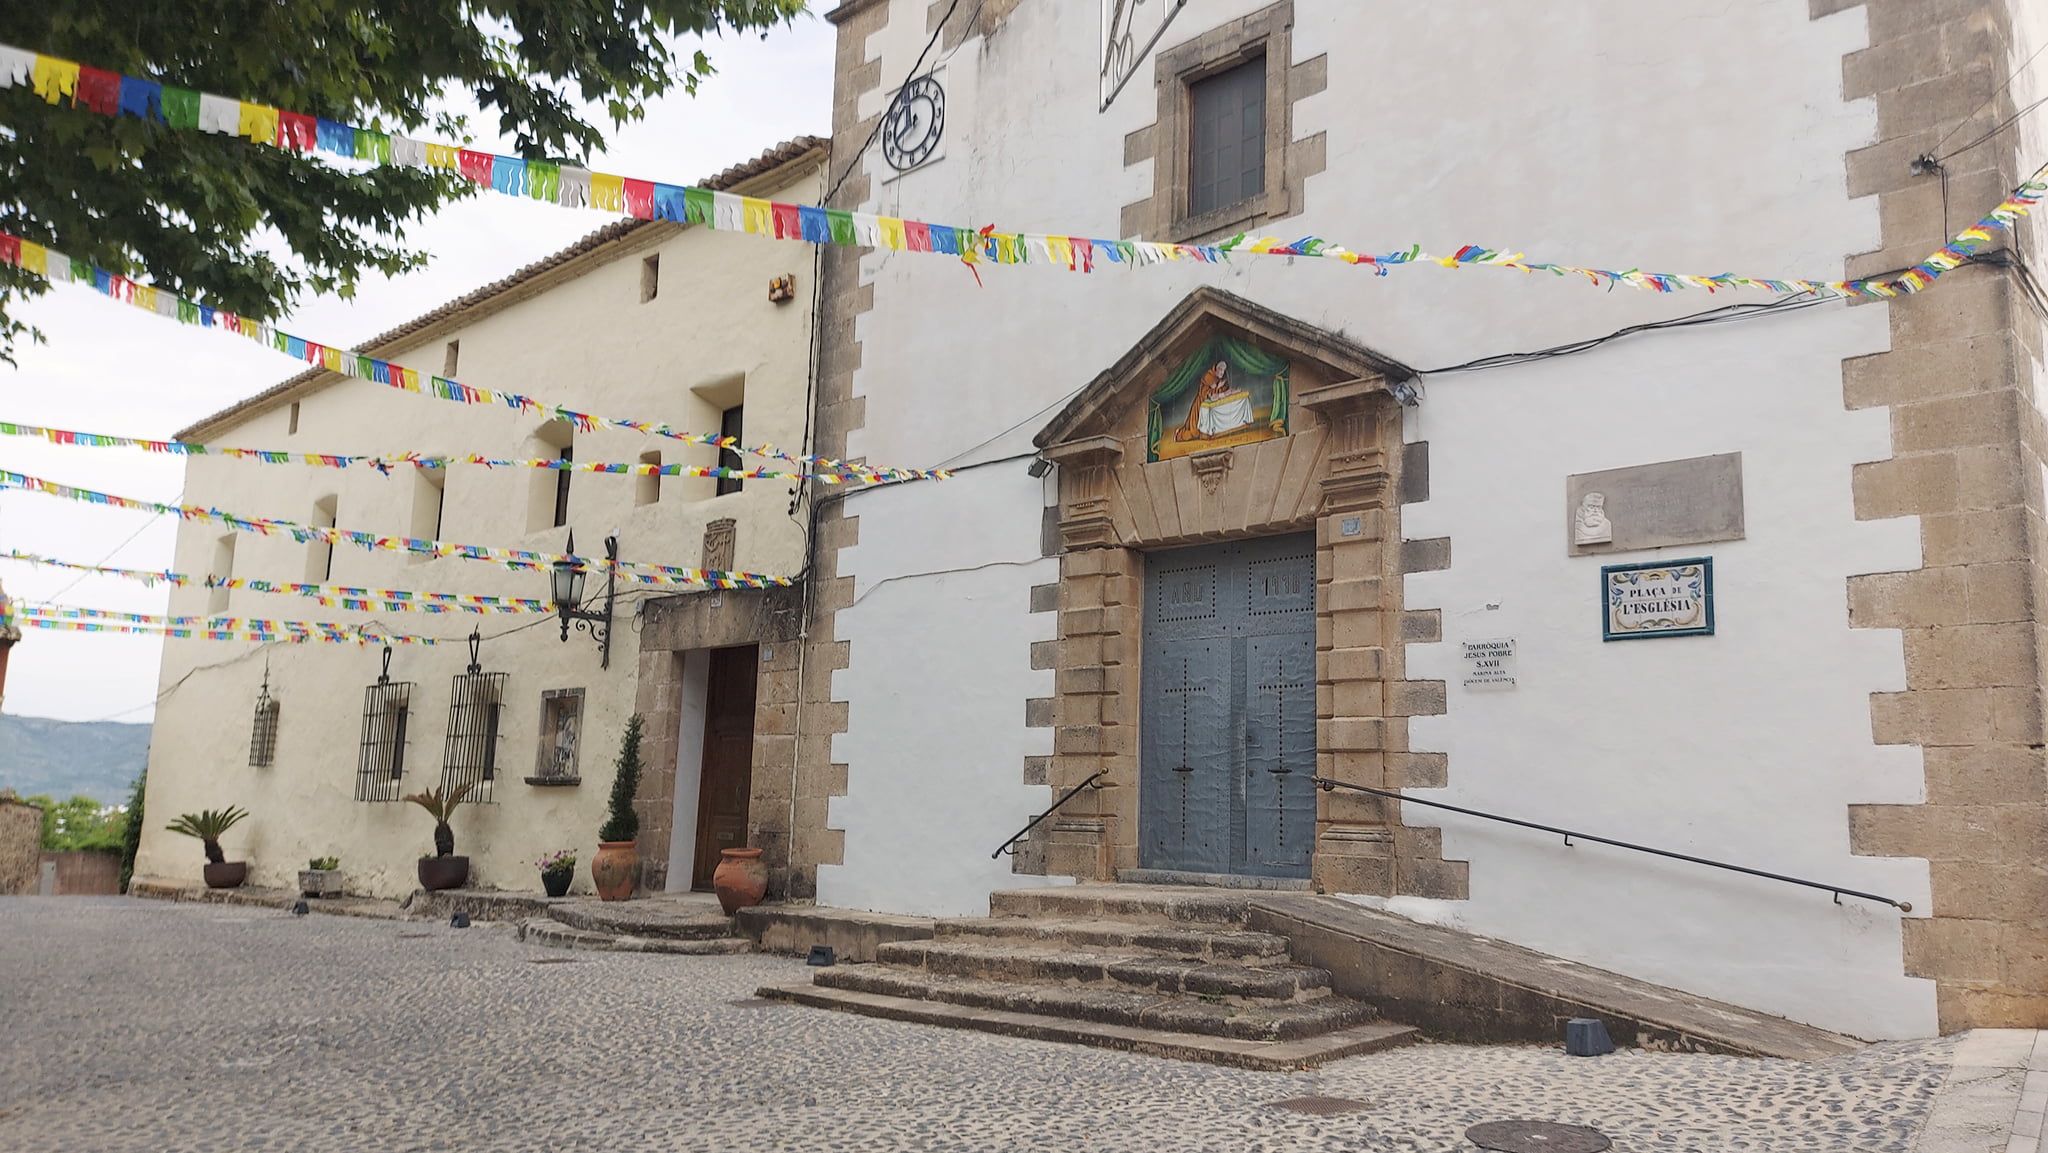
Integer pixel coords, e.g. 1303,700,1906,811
993,771,1109,859
1311,776,1912,912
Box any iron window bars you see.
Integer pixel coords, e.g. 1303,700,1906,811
440,632,506,803
356,647,414,802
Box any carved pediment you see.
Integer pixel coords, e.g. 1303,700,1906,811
1035,287,1413,458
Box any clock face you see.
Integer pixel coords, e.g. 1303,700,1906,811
881,75,945,172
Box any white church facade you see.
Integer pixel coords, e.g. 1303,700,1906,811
778,0,2048,1042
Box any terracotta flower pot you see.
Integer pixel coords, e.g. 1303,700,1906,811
541,870,573,898
417,855,469,891
591,841,639,902
202,862,248,889
712,848,768,915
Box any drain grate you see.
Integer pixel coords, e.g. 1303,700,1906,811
526,956,579,965
396,932,432,939
728,998,780,1008
1465,1120,1611,1153
1269,1096,1372,1116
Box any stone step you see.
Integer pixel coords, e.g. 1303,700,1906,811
875,940,1331,1001
545,899,737,941
757,982,1416,1072
988,885,1254,927
810,965,1374,1042
933,916,1291,963
517,918,751,956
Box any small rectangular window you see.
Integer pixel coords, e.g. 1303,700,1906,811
531,689,584,784
716,405,745,497
1188,57,1266,219
641,254,660,303
287,402,300,436
553,445,573,527
307,496,337,583
636,451,662,506
443,340,460,378
410,469,445,561
207,535,236,615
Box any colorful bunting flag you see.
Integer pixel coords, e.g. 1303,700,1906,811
0,237,945,484
3,40,2042,299
0,420,872,482
0,468,792,588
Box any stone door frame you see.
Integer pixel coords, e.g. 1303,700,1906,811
1018,288,1464,897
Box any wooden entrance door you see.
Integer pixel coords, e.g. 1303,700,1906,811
691,645,758,889
1139,535,1316,878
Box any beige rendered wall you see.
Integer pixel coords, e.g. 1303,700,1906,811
134,158,825,900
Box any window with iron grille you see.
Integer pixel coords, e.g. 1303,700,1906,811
441,670,507,804
248,676,280,769
356,679,414,802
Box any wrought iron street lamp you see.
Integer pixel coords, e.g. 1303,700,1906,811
552,531,616,669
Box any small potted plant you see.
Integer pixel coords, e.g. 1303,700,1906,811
591,715,644,902
166,806,250,888
535,850,576,898
403,782,475,891
300,856,344,898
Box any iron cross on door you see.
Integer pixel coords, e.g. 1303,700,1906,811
1139,534,1317,878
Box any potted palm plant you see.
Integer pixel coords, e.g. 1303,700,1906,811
166,806,250,888
403,782,475,891
591,715,643,902
300,855,344,898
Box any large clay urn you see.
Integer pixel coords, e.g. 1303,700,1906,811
591,841,639,902
712,848,768,915
202,862,248,889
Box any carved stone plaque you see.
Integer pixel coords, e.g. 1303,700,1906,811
1566,453,1743,556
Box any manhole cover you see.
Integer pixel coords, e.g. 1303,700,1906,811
527,957,579,965
729,998,780,1008
1269,1096,1372,1115
1465,1120,1611,1153
396,932,432,939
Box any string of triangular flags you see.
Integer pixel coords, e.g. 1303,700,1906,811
17,601,478,631
0,550,553,611
0,467,791,587
0,234,943,485
3,39,2044,298
11,605,447,645
0,420,848,482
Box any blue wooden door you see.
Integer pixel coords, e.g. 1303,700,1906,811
1140,534,1317,878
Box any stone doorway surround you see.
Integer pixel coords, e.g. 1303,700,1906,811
1018,288,1466,900
631,586,803,895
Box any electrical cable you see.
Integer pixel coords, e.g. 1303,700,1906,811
822,0,965,205
1936,93,2048,164
1934,39,2048,156
1412,292,1841,378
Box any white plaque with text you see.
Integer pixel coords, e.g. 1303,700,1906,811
1461,637,1517,689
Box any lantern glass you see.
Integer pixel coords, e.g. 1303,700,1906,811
551,563,586,610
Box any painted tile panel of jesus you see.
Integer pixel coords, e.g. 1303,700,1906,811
1148,337,1290,462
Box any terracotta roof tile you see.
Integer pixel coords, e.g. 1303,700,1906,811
176,135,828,440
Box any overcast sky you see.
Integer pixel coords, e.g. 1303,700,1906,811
0,16,837,724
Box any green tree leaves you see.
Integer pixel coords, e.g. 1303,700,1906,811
0,0,806,359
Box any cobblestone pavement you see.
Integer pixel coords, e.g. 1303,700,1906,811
0,898,1980,1152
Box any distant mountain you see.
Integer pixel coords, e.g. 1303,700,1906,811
0,714,151,806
